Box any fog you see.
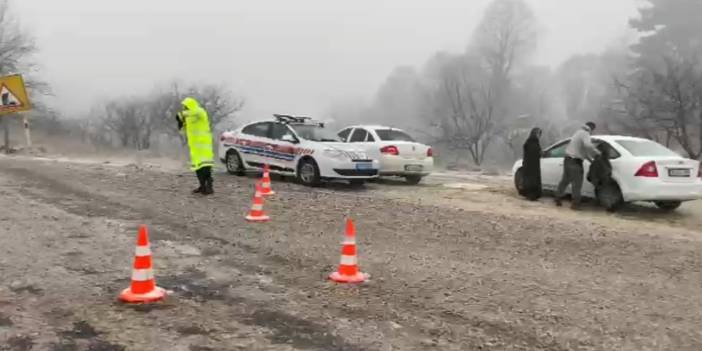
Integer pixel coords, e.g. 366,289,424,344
15,0,637,120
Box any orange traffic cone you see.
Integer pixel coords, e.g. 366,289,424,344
329,219,369,283
261,164,275,196
119,225,166,303
246,182,270,222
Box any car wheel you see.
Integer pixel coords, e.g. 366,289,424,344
226,150,245,176
596,182,624,212
514,168,526,196
654,201,682,211
405,175,423,185
297,158,321,187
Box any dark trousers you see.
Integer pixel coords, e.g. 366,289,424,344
195,166,213,193
556,157,584,204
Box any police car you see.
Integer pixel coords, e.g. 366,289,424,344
218,114,380,186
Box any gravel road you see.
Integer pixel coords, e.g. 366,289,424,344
0,156,701,350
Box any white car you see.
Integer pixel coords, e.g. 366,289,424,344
219,115,380,186
337,125,434,184
512,135,702,211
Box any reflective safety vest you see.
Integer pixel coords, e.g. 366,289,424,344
178,97,214,171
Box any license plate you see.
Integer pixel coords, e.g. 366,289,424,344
669,168,690,177
355,162,372,170
405,165,423,172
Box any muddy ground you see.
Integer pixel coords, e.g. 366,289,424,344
0,155,701,351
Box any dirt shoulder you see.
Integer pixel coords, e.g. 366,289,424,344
370,172,702,242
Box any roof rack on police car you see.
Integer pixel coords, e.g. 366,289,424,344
273,114,311,124
273,114,323,126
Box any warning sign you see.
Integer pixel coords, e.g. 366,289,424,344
0,74,31,115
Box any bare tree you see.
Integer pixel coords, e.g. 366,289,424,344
472,0,537,96
87,81,244,151
0,0,49,94
154,81,245,142
100,98,150,149
434,55,497,165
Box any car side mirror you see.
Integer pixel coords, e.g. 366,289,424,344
281,134,298,144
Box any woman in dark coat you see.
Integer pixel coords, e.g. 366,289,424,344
521,128,543,201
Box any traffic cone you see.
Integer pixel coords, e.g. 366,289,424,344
261,164,275,196
329,219,369,283
246,182,270,222
119,225,166,303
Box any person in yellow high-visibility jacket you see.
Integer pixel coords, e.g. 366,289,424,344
176,97,215,195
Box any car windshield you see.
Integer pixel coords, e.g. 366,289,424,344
375,129,415,142
616,139,680,157
290,124,341,142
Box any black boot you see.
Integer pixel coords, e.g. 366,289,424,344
204,178,214,195
203,167,214,195
193,169,205,194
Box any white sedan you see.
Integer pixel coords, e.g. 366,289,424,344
512,135,702,211
337,125,434,184
219,115,379,187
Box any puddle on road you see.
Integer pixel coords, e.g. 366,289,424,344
442,183,489,191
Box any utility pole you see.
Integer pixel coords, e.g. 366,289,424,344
22,114,31,147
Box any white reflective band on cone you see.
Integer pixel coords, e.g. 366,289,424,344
251,204,263,211
131,269,154,281
340,255,357,265
342,240,356,245
134,246,152,257
255,192,262,197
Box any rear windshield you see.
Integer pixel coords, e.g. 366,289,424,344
375,129,415,142
616,139,679,157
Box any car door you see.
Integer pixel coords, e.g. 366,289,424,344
239,122,273,167
348,128,375,159
268,122,299,173
540,140,570,190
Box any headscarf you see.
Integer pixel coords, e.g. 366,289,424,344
528,127,542,141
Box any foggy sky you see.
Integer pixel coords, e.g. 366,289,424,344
14,0,638,120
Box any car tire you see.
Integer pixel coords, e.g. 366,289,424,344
225,150,245,176
596,182,624,212
297,158,321,187
405,175,423,185
514,168,526,196
654,201,682,211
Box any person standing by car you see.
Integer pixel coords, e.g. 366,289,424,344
555,122,600,209
176,97,215,195
521,127,543,201
587,144,616,211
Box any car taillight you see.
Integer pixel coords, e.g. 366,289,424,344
427,147,433,157
381,145,399,156
635,161,658,177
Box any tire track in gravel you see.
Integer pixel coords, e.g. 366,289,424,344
0,166,369,351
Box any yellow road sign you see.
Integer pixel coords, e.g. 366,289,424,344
0,74,31,115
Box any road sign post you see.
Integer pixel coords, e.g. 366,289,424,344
3,118,8,154
0,74,32,151
23,115,31,147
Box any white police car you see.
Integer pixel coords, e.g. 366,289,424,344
218,114,380,186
